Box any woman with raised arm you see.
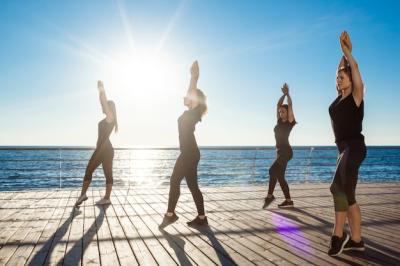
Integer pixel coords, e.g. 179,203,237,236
328,31,366,256
75,81,118,206
160,60,208,228
263,83,296,209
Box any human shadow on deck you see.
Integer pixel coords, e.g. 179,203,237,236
159,228,193,266
28,205,108,266
27,207,81,265
191,225,236,266
61,204,108,265
269,208,400,265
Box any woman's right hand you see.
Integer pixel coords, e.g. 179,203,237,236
281,83,289,95
340,31,352,54
97,80,105,92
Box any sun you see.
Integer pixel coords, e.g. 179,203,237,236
101,49,182,108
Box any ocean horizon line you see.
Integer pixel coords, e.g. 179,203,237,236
1,145,400,150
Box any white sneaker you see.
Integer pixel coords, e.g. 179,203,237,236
96,198,111,205
75,194,88,206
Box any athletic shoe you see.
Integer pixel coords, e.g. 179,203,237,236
75,194,88,206
95,198,111,205
159,213,179,228
187,216,208,227
278,200,294,208
344,239,365,251
328,232,350,256
262,195,275,209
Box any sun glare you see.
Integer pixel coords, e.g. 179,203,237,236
102,50,182,107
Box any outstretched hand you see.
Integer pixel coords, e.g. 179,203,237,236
97,80,105,92
281,83,289,95
190,60,199,79
340,31,352,54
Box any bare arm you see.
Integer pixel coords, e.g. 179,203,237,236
276,94,286,120
188,60,199,94
340,31,364,106
98,81,114,122
337,56,348,95
286,94,295,123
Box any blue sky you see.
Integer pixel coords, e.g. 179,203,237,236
0,0,399,146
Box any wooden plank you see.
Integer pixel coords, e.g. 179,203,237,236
105,195,138,266
93,190,120,266
82,189,101,266
43,190,78,265
5,191,61,265
0,183,398,266
63,191,85,266
0,191,57,265
115,190,210,266
110,191,158,266
116,192,178,265
25,190,72,265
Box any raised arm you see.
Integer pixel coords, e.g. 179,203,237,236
276,95,286,121
340,31,364,107
97,81,114,122
188,60,199,94
286,93,295,123
276,83,290,120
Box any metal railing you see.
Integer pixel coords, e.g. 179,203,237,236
0,146,399,191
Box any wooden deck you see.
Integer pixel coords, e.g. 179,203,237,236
0,183,399,266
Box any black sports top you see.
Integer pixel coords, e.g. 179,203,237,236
96,119,115,148
329,94,364,143
178,106,202,153
274,119,296,150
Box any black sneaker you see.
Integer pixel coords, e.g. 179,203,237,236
159,213,179,228
187,216,208,227
262,195,275,209
344,239,365,251
278,200,294,208
328,232,350,256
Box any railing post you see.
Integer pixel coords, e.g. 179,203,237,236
304,147,314,183
59,148,62,189
252,148,257,179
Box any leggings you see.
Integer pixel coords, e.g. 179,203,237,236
268,149,292,199
330,139,366,212
167,152,204,215
84,147,114,185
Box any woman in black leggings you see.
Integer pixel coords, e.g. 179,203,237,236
75,81,118,206
160,60,208,227
263,83,296,209
328,31,366,256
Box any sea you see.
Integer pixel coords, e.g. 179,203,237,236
0,146,399,191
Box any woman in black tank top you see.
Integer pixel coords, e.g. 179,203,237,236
263,83,296,209
75,81,118,207
327,31,367,256
160,61,209,228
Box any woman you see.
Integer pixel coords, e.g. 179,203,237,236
328,31,366,256
160,60,208,228
75,81,118,206
263,83,296,209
